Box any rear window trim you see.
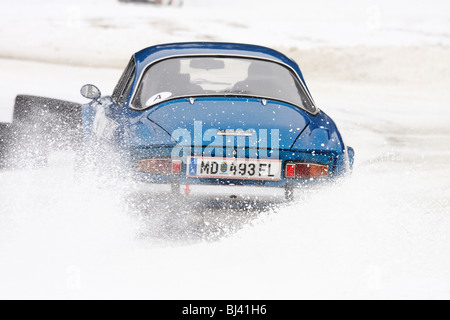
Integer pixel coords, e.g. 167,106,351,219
129,54,318,115
113,57,136,105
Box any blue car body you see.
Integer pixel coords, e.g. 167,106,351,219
81,42,354,201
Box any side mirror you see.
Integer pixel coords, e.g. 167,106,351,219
81,84,101,100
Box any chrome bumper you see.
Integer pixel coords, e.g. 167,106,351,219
180,184,286,201
132,182,287,201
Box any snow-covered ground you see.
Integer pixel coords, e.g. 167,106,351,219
0,0,449,299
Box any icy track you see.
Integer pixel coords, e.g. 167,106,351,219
0,0,449,299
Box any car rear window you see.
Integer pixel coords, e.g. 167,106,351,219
131,57,316,114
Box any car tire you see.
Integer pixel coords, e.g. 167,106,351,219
285,184,295,201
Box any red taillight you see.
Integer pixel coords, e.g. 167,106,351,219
286,164,296,178
172,160,181,174
137,159,181,175
285,163,329,179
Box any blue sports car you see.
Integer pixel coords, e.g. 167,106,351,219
0,42,354,202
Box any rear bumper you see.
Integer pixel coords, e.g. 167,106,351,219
131,182,288,202
180,184,286,201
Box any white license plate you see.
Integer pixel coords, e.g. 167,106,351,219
186,157,282,181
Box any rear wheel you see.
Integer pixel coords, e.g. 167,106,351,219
285,184,295,201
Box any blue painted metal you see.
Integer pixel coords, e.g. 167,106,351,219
140,97,309,149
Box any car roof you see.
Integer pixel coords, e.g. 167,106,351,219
133,42,309,87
